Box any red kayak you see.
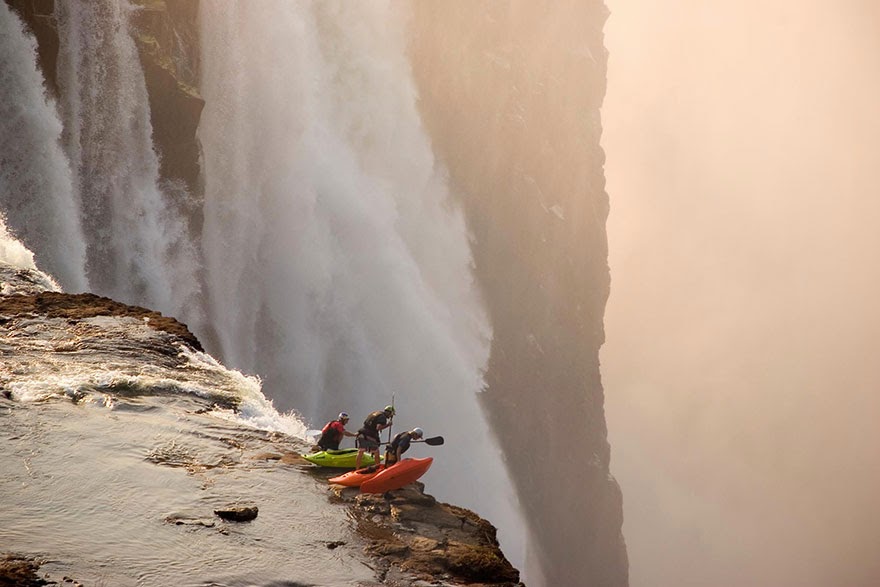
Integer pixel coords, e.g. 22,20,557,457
328,465,384,487
360,457,433,493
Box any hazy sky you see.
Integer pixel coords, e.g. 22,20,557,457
601,2,880,585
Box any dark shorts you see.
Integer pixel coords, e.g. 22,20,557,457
317,440,340,451
356,433,380,451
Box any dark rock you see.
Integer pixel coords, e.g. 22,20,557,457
214,505,259,522
130,0,205,198
338,483,522,586
0,553,48,587
0,291,203,351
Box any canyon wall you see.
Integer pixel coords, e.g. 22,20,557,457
405,3,628,585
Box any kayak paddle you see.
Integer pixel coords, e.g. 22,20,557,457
380,435,444,446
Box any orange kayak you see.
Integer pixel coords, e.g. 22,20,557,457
328,465,384,487
360,457,433,493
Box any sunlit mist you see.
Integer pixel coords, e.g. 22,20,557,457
602,1,880,585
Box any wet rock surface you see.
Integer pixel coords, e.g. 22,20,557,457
213,504,259,522
0,291,203,351
304,459,524,587
0,553,48,587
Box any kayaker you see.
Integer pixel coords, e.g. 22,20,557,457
355,405,395,469
384,427,424,466
316,412,357,451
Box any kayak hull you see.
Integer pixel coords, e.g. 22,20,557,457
301,449,378,468
328,465,384,487
360,457,433,493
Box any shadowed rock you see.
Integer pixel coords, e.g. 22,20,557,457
331,482,523,586
214,505,259,522
0,553,49,587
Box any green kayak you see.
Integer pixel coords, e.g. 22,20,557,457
301,448,380,468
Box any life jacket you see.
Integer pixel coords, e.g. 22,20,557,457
385,431,413,465
318,420,343,449
389,431,412,452
360,411,388,437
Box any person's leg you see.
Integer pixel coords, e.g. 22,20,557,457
355,435,365,468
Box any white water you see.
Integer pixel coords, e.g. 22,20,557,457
0,216,61,295
0,4,87,291
199,0,528,573
54,0,201,323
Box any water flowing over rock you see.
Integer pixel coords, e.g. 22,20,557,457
0,266,523,586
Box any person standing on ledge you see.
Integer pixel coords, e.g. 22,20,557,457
355,405,395,469
316,412,357,451
384,427,424,466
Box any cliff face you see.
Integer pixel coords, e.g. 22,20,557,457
7,0,204,197
406,2,628,585
129,0,203,198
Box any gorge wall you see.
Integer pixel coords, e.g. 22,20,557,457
405,3,627,586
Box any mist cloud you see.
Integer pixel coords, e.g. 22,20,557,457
602,1,880,585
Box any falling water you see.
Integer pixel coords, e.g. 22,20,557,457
199,1,529,574
54,0,201,323
0,4,87,292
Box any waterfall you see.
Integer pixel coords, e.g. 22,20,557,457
2,0,532,575
53,0,201,322
0,4,87,291
199,0,528,570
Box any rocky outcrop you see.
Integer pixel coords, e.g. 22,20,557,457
0,554,49,587
0,269,524,586
340,485,521,586
406,2,628,585
0,290,203,351
290,455,523,587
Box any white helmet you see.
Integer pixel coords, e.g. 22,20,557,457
411,427,424,439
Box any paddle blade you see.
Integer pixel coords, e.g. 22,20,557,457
423,435,444,446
